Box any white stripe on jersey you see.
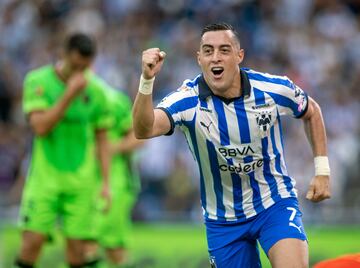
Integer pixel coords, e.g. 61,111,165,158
273,117,298,197
195,122,218,220
219,101,238,220
241,175,256,219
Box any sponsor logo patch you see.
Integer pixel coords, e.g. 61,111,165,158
200,121,213,133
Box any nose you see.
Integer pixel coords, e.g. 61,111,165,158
211,50,221,63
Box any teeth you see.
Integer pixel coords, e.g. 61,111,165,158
212,67,223,71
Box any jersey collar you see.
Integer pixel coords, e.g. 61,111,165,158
198,68,251,102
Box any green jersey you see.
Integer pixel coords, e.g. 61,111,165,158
23,65,111,190
93,89,140,248
105,88,140,193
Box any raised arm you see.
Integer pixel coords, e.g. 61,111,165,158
29,73,87,136
132,48,171,139
302,97,331,202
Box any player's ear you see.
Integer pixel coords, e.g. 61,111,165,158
197,51,201,66
237,49,244,65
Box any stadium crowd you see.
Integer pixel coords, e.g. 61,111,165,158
0,0,359,224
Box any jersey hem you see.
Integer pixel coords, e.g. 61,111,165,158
204,196,298,224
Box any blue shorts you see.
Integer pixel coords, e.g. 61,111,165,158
205,198,307,268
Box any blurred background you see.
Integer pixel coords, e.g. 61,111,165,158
0,0,359,267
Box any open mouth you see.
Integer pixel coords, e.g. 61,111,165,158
211,67,224,77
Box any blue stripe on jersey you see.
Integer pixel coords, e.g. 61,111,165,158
245,155,264,213
247,72,294,89
270,118,295,197
212,96,230,146
276,114,296,197
261,135,280,200
227,158,244,218
253,88,279,201
167,96,198,115
207,140,226,220
187,114,209,218
234,96,263,213
234,98,251,143
200,99,208,108
264,92,299,116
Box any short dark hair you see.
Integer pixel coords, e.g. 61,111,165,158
65,33,96,57
201,22,240,46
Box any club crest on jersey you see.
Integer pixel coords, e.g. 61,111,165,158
256,110,273,133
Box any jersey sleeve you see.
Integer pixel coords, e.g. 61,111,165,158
91,80,113,130
156,87,198,135
22,73,50,114
270,77,309,118
114,91,133,134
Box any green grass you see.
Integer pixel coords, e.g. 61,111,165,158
1,223,360,268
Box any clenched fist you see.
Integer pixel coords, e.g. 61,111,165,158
142,48,166,80
306,175,331,202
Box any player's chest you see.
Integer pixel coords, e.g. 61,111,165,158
194,97,278,146
46,85,96,121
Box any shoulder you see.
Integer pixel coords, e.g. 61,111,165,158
87,72,110,90
181,74,202,91
243,68,295,90
108,88,131,106
86,72,116,101
173,74,201,98
159,75,201,105
24,65,53,82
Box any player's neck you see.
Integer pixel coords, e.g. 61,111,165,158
55,61,71,82
211,72,242,99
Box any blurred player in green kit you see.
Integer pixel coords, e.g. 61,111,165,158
15,33,112,268
84,88,143,268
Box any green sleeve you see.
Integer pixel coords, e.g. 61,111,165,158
115,92,133,132
22,73,50,114
92,79,113,130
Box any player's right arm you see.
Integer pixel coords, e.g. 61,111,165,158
27,72,87,136
132,48,171,139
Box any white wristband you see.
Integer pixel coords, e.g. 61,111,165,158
314,156,330,176
138,75,155,95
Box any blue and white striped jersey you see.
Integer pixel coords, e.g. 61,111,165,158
157,68,309,222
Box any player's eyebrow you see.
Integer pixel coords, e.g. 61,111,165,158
201,44,213,49
201,44,232,50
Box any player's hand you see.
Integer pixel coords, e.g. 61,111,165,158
66,72,87,99
306,175,331,202
142,48,166,79
100,182,112,213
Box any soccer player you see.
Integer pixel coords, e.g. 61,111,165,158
132,23,331,268
15,33,111,268
84,88,143,268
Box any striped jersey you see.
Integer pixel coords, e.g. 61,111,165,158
156,68,309,222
